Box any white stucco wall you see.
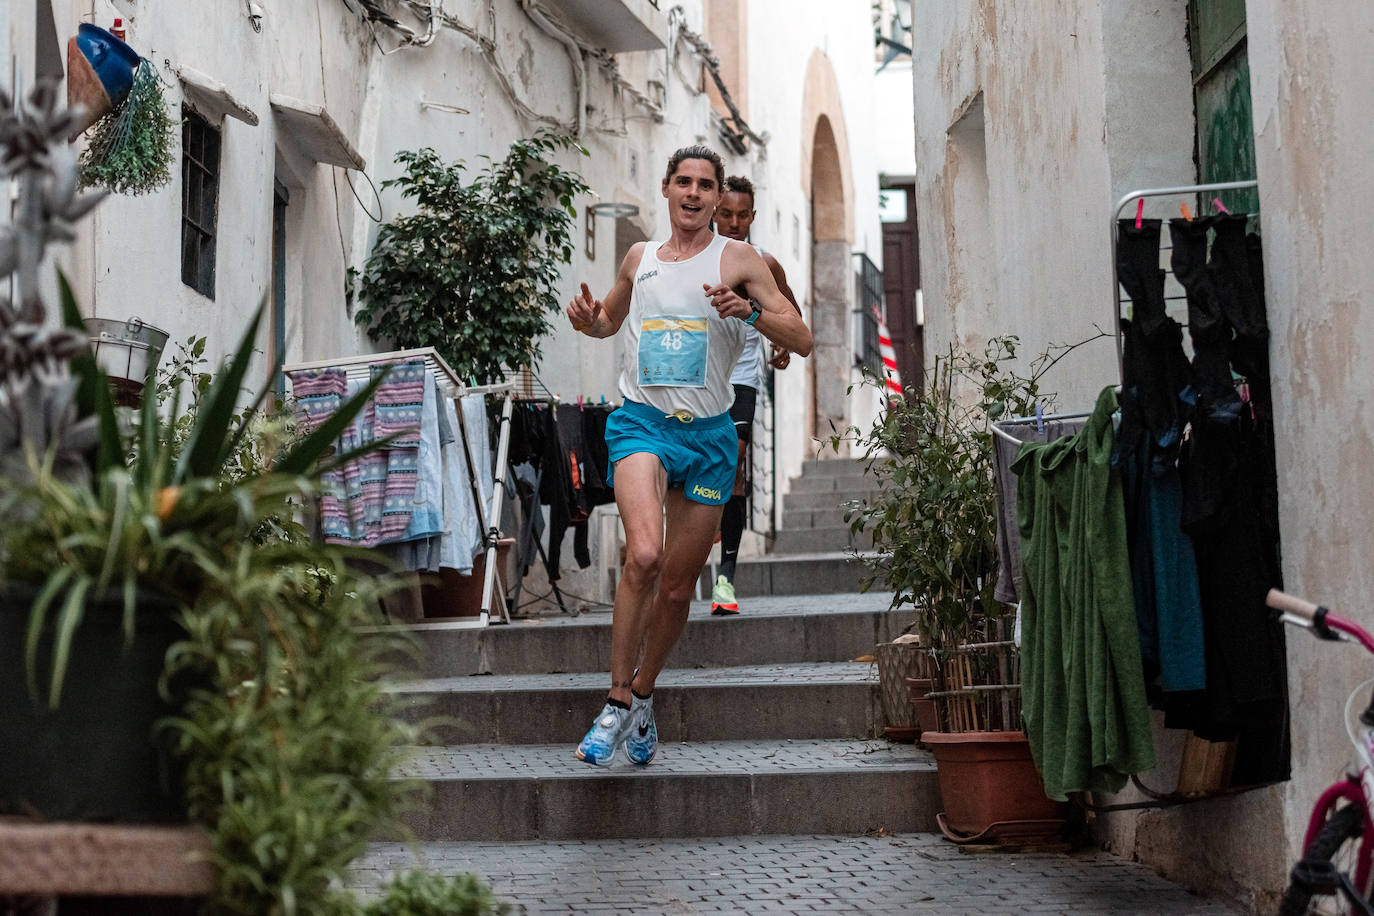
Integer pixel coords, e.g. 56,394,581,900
9,1,884,606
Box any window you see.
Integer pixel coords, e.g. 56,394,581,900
271,178,289,396
181,107,220,298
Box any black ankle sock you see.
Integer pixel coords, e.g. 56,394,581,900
632,687,652,701
606,696,630,711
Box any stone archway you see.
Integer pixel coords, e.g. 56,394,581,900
809,116,850,443
800,50,856,447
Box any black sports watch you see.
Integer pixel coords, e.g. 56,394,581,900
743,302,762,326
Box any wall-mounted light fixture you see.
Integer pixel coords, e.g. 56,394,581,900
588,202,640,219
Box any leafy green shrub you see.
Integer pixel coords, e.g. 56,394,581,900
361,870,508,916
834,336,1069,648
355,131,590,384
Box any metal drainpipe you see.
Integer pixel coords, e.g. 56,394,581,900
519,0,585,138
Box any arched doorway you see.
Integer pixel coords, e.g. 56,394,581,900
809,114,849,445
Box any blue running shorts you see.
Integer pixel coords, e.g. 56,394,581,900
605,399,738,505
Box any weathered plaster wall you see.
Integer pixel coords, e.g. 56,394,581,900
911,0,1303,909
1248,0,1374,895
913,0,1122,409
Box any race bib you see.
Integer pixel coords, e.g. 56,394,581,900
638,315,709,388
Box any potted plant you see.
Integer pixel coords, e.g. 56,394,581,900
353,131,591,384
835,335,1093,843
0,81,509,913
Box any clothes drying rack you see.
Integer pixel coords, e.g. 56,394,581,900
990,180,1281,812
284,346,515,628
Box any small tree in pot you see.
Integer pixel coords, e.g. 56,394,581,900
835,335,1094,843
354,131,590,385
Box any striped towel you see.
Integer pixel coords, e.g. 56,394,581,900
287,368,346,433
289,365,428,548
372,359,425,448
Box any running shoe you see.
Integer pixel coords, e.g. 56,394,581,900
711,574,739,615
626,693,658,765
575,702,630,766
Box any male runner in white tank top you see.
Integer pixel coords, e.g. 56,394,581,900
566,146,813,767
709,175,801,615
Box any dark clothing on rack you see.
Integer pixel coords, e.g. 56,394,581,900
506,400,618,580
1162,215,1289,785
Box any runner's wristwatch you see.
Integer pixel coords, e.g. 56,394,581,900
743,302,762,325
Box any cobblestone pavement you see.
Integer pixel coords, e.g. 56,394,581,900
351,833,1240,914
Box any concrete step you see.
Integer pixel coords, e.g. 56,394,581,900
771,525,874,554
782,506,856,528
800,458,867,477
782,488,880,511
389,593,901,679
787,473,874,495
391,662,881,745
398,738,938,841
707,552,882,596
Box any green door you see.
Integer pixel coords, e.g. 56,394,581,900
1189,0,1258,216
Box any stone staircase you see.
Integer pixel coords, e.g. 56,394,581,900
389,458,935,843
701,456,882,597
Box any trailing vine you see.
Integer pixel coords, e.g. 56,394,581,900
355,132,591,385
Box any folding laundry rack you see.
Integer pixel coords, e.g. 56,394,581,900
284,346,515,629
1108,178,1260,382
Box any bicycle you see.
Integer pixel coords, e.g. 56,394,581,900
1269,589,1374,915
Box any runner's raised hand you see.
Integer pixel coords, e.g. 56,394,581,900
703,282,751,320
568,282,603,333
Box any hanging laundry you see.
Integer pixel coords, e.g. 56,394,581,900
1013,386,1157,800
991,417,1086,605
1167,214,1289,785
1113,218,1207,698
287,361,426,548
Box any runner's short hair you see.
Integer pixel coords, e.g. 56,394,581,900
664,145,725,189
724,176,755,205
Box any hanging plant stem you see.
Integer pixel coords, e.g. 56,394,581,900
78,59,177,195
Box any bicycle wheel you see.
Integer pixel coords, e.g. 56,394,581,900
1279,803,1368,915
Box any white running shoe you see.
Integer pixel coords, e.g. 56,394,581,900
626,693,658,765
575,702,630,766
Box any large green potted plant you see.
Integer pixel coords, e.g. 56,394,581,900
354,131,591,384
0,86,384,814
835,336,1089,843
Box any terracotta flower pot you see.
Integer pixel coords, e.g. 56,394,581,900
904,675,941,737
921,729,1065,844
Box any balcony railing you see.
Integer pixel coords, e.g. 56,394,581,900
853,253,884,377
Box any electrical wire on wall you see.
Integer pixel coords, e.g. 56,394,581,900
335,0,757,148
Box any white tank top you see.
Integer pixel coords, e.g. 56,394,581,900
729,244,768,389
618,233,746,418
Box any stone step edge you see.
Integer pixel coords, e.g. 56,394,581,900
389,661,877,693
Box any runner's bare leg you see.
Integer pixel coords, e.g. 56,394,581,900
608,452,669,706
632,487,724,696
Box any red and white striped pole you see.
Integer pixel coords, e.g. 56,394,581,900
874,307,902,400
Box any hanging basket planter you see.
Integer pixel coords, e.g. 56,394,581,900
78,58,177,195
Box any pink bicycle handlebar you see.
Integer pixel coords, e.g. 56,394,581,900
1268,588,1374,656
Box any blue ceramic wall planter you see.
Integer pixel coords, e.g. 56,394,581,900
66,23,141,134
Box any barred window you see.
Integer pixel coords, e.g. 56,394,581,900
181,107,220,299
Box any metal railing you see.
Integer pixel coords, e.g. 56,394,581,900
853,252,884,376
